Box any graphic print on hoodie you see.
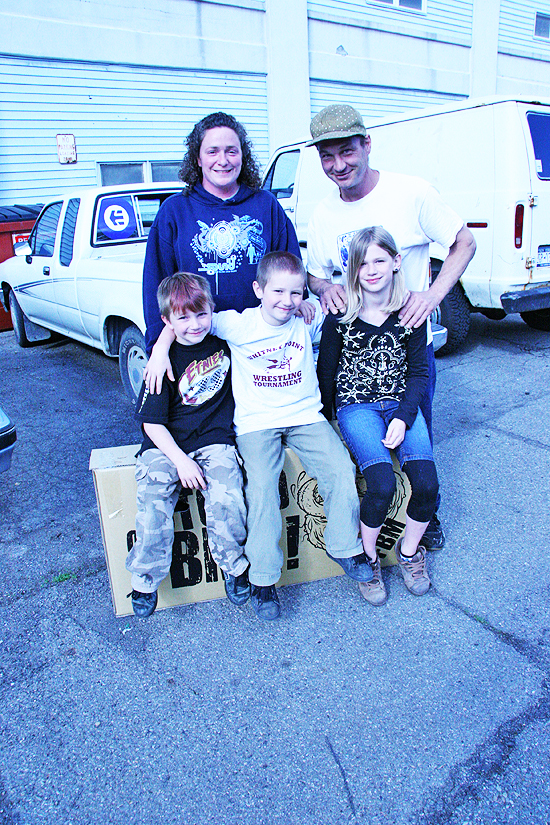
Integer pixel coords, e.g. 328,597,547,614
142,184,301,353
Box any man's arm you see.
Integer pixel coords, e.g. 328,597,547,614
398,226,476,328
307,273,348,315
143,422,206,490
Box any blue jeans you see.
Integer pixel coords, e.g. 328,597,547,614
236,421,362,586
337,400,434,471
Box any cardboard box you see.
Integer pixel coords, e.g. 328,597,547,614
90,444,409,617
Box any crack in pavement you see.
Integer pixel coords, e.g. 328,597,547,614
410,591,550,824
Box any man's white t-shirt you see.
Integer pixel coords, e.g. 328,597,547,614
212,306,326,436
307,170,464,295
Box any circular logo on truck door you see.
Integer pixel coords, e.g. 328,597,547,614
97,196,138,241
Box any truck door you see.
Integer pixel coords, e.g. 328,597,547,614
52,198,91,339
19,202,63,326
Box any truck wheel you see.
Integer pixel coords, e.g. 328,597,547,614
431,262,471,355
9,290,31,347
520,309,550,331
119,325,147,404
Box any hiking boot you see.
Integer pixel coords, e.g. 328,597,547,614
250,584,281,621
422,513,446,550
223,568,251,606
395,538,430,596
327,551,374,582
358,556,387,606
130,589,158,618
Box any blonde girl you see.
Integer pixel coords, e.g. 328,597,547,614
317,226,439,605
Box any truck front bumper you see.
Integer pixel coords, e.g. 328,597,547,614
501,285,550,314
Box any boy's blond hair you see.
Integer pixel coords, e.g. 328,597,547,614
255,251,307,290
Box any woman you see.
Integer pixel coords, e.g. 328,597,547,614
143,112,301,354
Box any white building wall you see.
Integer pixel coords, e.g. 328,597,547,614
1,0,550,204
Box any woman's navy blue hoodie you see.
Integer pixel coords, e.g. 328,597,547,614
143,183,301,352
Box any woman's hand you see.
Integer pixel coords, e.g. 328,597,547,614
382,418,406,450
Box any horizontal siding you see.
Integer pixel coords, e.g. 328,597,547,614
308,0,473,46
499,0,550,61
0,56,268,205
310,79,465,121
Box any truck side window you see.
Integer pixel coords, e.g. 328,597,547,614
527,112,550,179
135,196,162,237
263,150,300,199
29,202,63,257
59,199,80,266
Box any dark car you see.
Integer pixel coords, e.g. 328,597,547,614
0,405,16,472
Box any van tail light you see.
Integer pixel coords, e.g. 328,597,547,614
514,204,524,249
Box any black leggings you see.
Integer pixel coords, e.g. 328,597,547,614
360,460,439,528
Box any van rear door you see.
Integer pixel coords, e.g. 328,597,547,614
523,106,550,289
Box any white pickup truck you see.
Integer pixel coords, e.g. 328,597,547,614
0,183,181,401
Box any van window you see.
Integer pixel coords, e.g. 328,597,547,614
263,150,300,199
527,112,550,179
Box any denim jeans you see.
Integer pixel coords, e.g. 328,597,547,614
236,421,362,587
337,400,434,471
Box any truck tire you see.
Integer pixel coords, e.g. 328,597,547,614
9,290,53,347
9,290,32,347
520,309,550,331
431,262,471,355
119,325,147,404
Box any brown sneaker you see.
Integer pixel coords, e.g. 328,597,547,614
395,537,431,596
358,556,387,606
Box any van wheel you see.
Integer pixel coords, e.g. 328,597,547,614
119,325,147,404
520,309,550,331
430,262,471,355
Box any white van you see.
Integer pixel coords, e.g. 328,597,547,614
262,96,550,352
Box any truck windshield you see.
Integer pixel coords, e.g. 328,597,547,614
527,112,550,180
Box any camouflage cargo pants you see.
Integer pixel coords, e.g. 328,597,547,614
125,445,248,593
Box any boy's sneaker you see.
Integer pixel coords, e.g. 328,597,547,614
130,589,158,618
223,568,251,606
358,557,387,606
327,551,374,582
395,538,431,596
422,513,446,550
250,584,280,621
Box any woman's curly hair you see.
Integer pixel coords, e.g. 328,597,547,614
179,112,262,191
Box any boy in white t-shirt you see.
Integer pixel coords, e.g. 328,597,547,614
211,251,372,620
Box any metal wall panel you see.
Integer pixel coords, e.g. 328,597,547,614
0,56,268,205
310,79,465,120
307,0,473,46
499,0,550,60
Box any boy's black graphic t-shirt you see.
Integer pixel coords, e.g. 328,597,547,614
135,334,235,455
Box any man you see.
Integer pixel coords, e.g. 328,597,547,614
307,104,476,549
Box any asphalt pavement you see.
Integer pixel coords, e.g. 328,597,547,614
1,313,549,825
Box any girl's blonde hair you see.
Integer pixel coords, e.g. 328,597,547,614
341,225,409,324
